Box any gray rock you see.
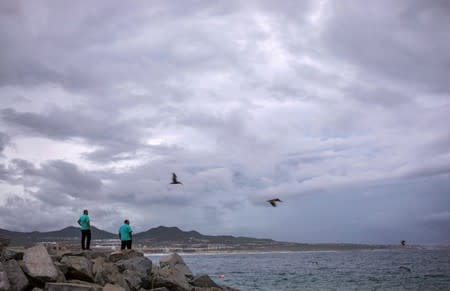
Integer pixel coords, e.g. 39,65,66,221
0,262,11,291
158,253,192,290
31,288,44,291
92,257,129,291
55,262,69,275
116,256,152,276
118,257,154,290
190,274,220,288
60,256,94,282
2,247,25,260
4,259,29,291
45,282,102,291
148,276,188,291
104,283,127,291
148,288,169,291
0,237,9,249
23,244,59,285
123,270,142,290
159,253,192,277
62,251,108,261
109,250,144,263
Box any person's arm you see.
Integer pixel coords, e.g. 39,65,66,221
87,217,91,228
118,228,121,240
129,226,133,239
77,218,81,225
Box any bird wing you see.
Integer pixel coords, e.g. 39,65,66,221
268,200,276,207
172,173,177,183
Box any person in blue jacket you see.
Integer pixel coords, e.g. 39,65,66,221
118,219,133,250
77,209,91,250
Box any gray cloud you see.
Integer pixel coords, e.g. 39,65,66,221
323,0,450,93
0,107,150,162
0,132,8,154
0,1,449,243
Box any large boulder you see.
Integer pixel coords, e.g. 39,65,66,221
148,276,188,291
159,253,192,278
116,256,152,275
60,256,94,282
117,256,153,289
109,250,143,263
23,244,59,285
45,282,102,291
158,253,193,290
0,262,11,291
62,251,108,261
0,237,9,250
190,274,220,288
92,257,129,290
2,247,25,260
3,259,29,291
104,283,127,291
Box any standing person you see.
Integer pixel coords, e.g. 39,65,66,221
77,209,91,250
118,219,133,250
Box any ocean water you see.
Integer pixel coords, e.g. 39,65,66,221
147,248,450,290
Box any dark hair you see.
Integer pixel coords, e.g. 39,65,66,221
124,219,129,224
83,209,88,214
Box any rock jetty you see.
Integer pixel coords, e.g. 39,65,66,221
0,239,238,291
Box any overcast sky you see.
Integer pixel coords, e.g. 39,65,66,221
0,0,449,244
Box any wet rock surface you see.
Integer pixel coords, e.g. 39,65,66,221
0,244,238,291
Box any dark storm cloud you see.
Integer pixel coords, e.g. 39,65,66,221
0,132,8,154
323,0,450,92
0,1,449,242
0,0,243,93
0,107,150,162
0,164,8,182
1,107,140,143
4,159,102,206
38,160,102,193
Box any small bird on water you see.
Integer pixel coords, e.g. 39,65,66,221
267,198,282,207
170,173,183,185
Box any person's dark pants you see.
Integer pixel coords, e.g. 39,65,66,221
121,240,132,250
81,229,91,250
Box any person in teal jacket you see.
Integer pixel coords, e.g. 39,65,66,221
118,219,133,250
77,209,91,250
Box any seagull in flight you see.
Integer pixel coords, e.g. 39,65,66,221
170,173,183,185
267,198,282,207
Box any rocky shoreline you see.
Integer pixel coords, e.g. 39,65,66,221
0,238,238,291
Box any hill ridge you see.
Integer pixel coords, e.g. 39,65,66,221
0,225,275,246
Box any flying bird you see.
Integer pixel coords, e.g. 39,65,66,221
267,198,282,207
170,173,183,185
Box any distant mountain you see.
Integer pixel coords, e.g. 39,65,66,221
0,225,275,246
134,226,203,241
0,226,116,246
134,225,275,244
0,226,392,251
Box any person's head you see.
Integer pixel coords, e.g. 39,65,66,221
124,219,129,225
83,209,88,215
